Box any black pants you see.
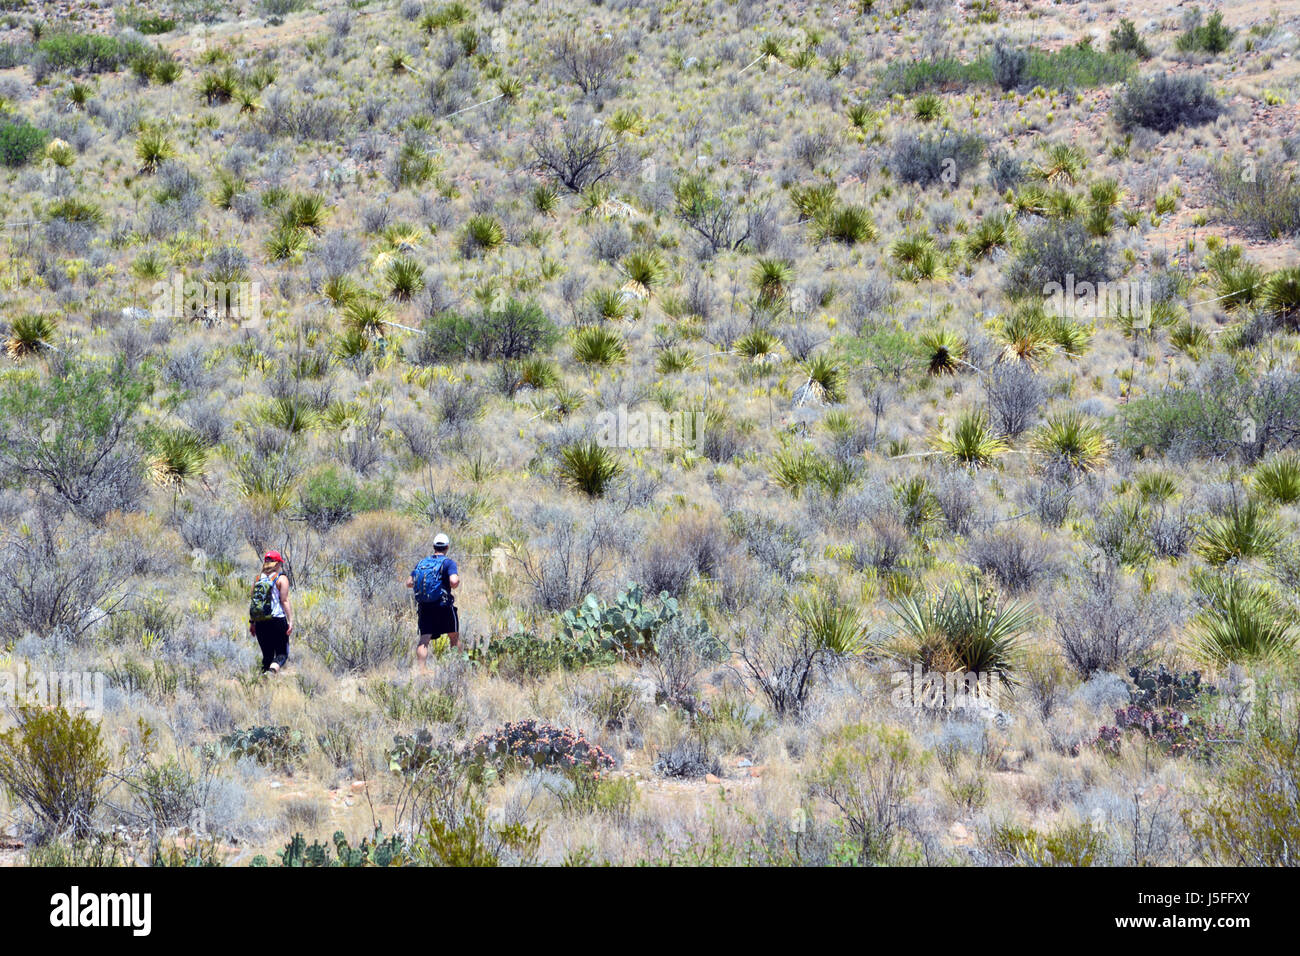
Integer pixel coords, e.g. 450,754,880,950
253,617,290,671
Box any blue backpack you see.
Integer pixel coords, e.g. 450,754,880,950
412,555,450,606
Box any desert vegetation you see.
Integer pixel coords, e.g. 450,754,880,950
0,0,1296,869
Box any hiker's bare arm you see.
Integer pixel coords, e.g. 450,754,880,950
449,573,459,589
278,577,293,634
405,574,414,588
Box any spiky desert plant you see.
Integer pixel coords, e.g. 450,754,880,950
135,127,174,173
789,182,838,223
343,298,393,338
752,257,794,307
891,584,1034,680
1030,412,1110,472
993,305,1056,368
919,327,965,375
279,193,328,234
1194,499,1284,566
464,214,505,254
264,223,309,261
1251,454,1300,505
734,328,781,363
769,444,827,498
656,347,695,374
889,231,946,281
792,591,871,655
384,256,425,301
5,314,57,359
1261,267,1300,330
964,210,1017,260
1189,575,1297,666
147,426,208,492
620,250,667,299
814,204,877,245
938,409,1007,467
802,354,846,403
558,440,622,497
572,325,626,365
1033,142,1086,185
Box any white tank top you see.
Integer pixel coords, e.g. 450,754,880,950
258,573,286,618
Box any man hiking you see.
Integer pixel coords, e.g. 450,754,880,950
407,533,460,666
249,549,293,674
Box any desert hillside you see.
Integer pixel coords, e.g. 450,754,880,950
0,0,1297,867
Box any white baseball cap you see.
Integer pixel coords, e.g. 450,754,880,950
433,533,450,548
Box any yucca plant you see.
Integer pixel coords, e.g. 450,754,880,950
212,171,247,210
132,251,166,281
735,328,781,362
912,92,945,122
609,108,646,135
1252,454,1300,505
964,211,1017,260
573,325,627,365
889,231,945,281
384,256,425,301
322,275,361,308
1088,177,1123,209
1135,471,1180,504
147,426,208,493
232,450,299,514
464,214,505,254
891,584,1034,680
938,409,1007,467
789,182,838,223
620,250,667,299
1033,142,1086,185
1046,313,1092,358
1194,499,1284,566
1205,245,1263,312
197,67,240,105
1261,267,1300,330
135,127,174,173
769,444,828,498
532,183,560,215
1189,575,1297,666
846,103,874,129
792,591,871,655
517,357,559,390
799,354,845,404
264,223,309,261
279,193,328,234
1030,412,1110,473
994,305,1056,368
258,396,319,435
919,327,965,375
752,257,794,308
587,288,633,323
558,440,622,497
343,298,393,338
656,346,695,374
814,204,877,245
893,476,940,532
5,314,57,359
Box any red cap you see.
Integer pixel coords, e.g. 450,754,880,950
264,550,284,563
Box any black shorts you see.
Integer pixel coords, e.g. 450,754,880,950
417,602,459,638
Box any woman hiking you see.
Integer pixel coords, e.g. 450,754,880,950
249,549,293,674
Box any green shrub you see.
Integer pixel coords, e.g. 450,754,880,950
0,706,110,839
0,117,47,167
1175,10,1235,55
1194,499,1283,566
221,726,308,771
36,32,151,74
891,584,1034,679
1109,19,1152,59
1113,72,1222,133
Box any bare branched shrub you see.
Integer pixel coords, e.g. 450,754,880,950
551,33,624,99
984,362,1044,438
1051,569,1181,678
968,527,1052,593
531,118,620,192
512,512,613,611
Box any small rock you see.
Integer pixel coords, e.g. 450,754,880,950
704,773,722,784
350,781,366,792
268,781,282,790
737,758,753,768
949,822,970,842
